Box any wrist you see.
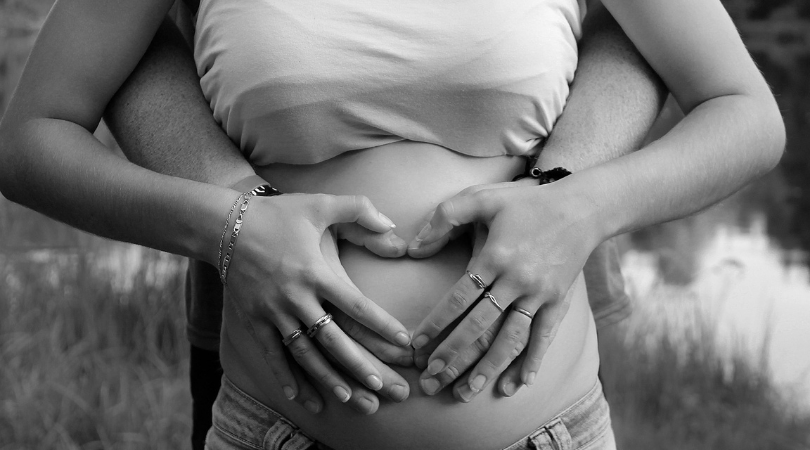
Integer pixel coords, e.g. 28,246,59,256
186,184,245,267
545,170,617,248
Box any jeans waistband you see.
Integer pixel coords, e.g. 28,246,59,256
210,376,612,450
502,381,612,450
210,377,317,450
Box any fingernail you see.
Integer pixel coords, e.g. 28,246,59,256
427,359,446,376
407,239,422,251
390,235,407,252
469,374,486,393
458,387,474,403
357,397,376,415
283,386,296,400
305,400,321,413
389,384,409,402
333,386,351,402
526,372,537,386
421,377,441,395
398,355,414,366
412,335,429,349
415,354,428,369
366,375,383,391
379,212,396,229
502,381,518,397
395,332,411,346
415,223,432,241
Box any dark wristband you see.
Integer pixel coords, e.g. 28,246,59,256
512,166,572,185
249,184,283,197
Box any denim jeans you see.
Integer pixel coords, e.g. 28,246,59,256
205,376,615,450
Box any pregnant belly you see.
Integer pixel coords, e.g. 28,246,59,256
221,142,599,450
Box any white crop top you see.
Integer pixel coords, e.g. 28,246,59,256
194,0,586,165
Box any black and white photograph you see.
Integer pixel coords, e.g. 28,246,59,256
1,0,808,448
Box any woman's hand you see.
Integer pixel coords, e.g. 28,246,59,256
407,180,601,396
224,193,412,412
411,223,524,401
319,227,413,413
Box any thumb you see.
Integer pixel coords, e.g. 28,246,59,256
409,192,495,250
322,194,397,233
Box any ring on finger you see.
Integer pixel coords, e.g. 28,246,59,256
483,291,505,313
466,271,488,290
512,306,535,320
306,313,333,338
282,328,303,346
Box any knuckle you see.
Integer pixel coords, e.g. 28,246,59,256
443,342,462,359
436,201,455,221
503,327,526,346
480,357,500,372
526,353,543,366
539,327,556,340
509,344,524,361
487,245,513,270
442,365,461,381
317,371,334,387
353,195,373,213
340,318,365,340
318,327,342,348
459,186,477,196
344,357,367,376
312,193,332,208
473,336,490,354
449,290,471,311
475,329,497,353
348,297,371,319
299,265,322,285
290,342,311,361
512,268,537,291
468,313,489,333
277,259,308,284
472,189,497,209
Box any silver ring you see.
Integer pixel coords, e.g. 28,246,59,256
306,313,333,338
512,306,535,320
466,271,488,290
483,291,505,313
282,329,303,346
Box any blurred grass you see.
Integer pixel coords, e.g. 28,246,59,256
600,301,810,450
0,203,191,450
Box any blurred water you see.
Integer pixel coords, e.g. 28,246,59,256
622,209,810,410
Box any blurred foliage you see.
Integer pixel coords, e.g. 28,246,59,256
0,247,190,449
602,306,810,450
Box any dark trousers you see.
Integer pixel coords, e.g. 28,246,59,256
190,345,224,450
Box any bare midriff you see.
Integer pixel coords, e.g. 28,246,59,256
221,141,599,450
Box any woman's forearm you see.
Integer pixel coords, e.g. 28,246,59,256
565,0,785,245
565,92,784,243
0,0,234,265
0,117,233,265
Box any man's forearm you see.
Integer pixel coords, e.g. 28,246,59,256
537,2,667,171
104,12,255,189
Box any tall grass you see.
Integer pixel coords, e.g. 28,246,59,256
600,299,810,450
0,229,190,450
